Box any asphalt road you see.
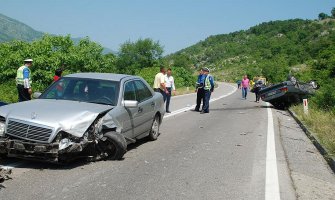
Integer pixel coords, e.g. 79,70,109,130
1,83,335,200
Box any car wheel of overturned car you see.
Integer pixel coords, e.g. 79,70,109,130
98,132,127,160
148,115,160,141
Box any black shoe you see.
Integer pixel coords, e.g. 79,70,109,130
193,109,200,112
166,110,171,113
200,111,209,114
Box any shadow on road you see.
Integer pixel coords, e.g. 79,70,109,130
1,136,155,171
210,105,272,112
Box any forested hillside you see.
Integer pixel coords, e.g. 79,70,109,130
169,19,334,82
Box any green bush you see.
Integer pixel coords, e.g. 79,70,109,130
0,81,18,103
311,83,335,112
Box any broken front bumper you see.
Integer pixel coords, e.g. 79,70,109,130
0,138,84,163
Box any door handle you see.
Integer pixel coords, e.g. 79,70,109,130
151,102,155,107
138,107,143,113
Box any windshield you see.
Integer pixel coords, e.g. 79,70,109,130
40,77,119,106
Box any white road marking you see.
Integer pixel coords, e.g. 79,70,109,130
164,83,237,119
265,102,281,200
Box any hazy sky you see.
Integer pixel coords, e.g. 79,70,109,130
0,0,334,54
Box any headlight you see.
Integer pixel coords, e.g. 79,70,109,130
0,121,5,136
59,138,73,150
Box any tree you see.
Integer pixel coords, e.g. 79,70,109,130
318,13,328,20
116,38,163,74
0,35,117,99
332,8,335,18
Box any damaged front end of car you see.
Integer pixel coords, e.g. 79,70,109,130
0,112,127,163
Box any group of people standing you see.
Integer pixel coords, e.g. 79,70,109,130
153,67,176,113
153,67,215,114
16,58,215,114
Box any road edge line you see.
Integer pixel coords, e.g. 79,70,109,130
265,103,281,200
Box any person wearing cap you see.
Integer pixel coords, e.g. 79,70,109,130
201,67,214,114
194,68,205,112
16,59,33,101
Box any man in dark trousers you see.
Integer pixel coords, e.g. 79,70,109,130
201,67,214,114
16,59,33,102
194,68,205,112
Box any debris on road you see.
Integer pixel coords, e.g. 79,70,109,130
235,144,243,147
306,150,315,154
240,132,252,136
0,168,12,183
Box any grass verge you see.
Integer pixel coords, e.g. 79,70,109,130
291,105,335,157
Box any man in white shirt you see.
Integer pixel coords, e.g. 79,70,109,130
165,68,176,113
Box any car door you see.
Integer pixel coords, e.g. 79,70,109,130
122,80,140,138
133,80,155,136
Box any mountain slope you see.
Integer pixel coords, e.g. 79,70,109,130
0,13,44,42
167,18,335,82
0,13,114,54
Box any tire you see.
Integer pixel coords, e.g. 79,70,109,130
148,115,160,141
99,132,127,160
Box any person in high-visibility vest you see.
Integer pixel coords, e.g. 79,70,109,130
16,59,33,102
201,67,214,114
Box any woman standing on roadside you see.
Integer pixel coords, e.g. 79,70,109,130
241,75,250,99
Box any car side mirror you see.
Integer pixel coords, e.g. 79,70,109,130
124,100,138,108
33,92,42,99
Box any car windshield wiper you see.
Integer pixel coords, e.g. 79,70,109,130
88,101,113,106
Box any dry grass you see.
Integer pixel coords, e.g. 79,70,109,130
292,105,335,156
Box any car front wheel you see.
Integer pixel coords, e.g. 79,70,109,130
98,132,127,160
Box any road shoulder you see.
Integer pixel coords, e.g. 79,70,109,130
275,109,335,200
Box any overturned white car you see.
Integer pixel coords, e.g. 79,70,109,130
0,73,165,163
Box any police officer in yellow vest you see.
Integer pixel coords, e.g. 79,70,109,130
16,59,33,101
201,67,214,114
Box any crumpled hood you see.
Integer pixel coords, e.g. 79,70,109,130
0,99,114,138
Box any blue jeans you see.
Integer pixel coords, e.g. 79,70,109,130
242,87,248,99
203,90,211,113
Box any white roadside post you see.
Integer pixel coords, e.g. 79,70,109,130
303,99,308,115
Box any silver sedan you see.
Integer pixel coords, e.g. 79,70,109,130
0,73,165,163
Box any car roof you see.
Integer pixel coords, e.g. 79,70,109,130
64,73,135,81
